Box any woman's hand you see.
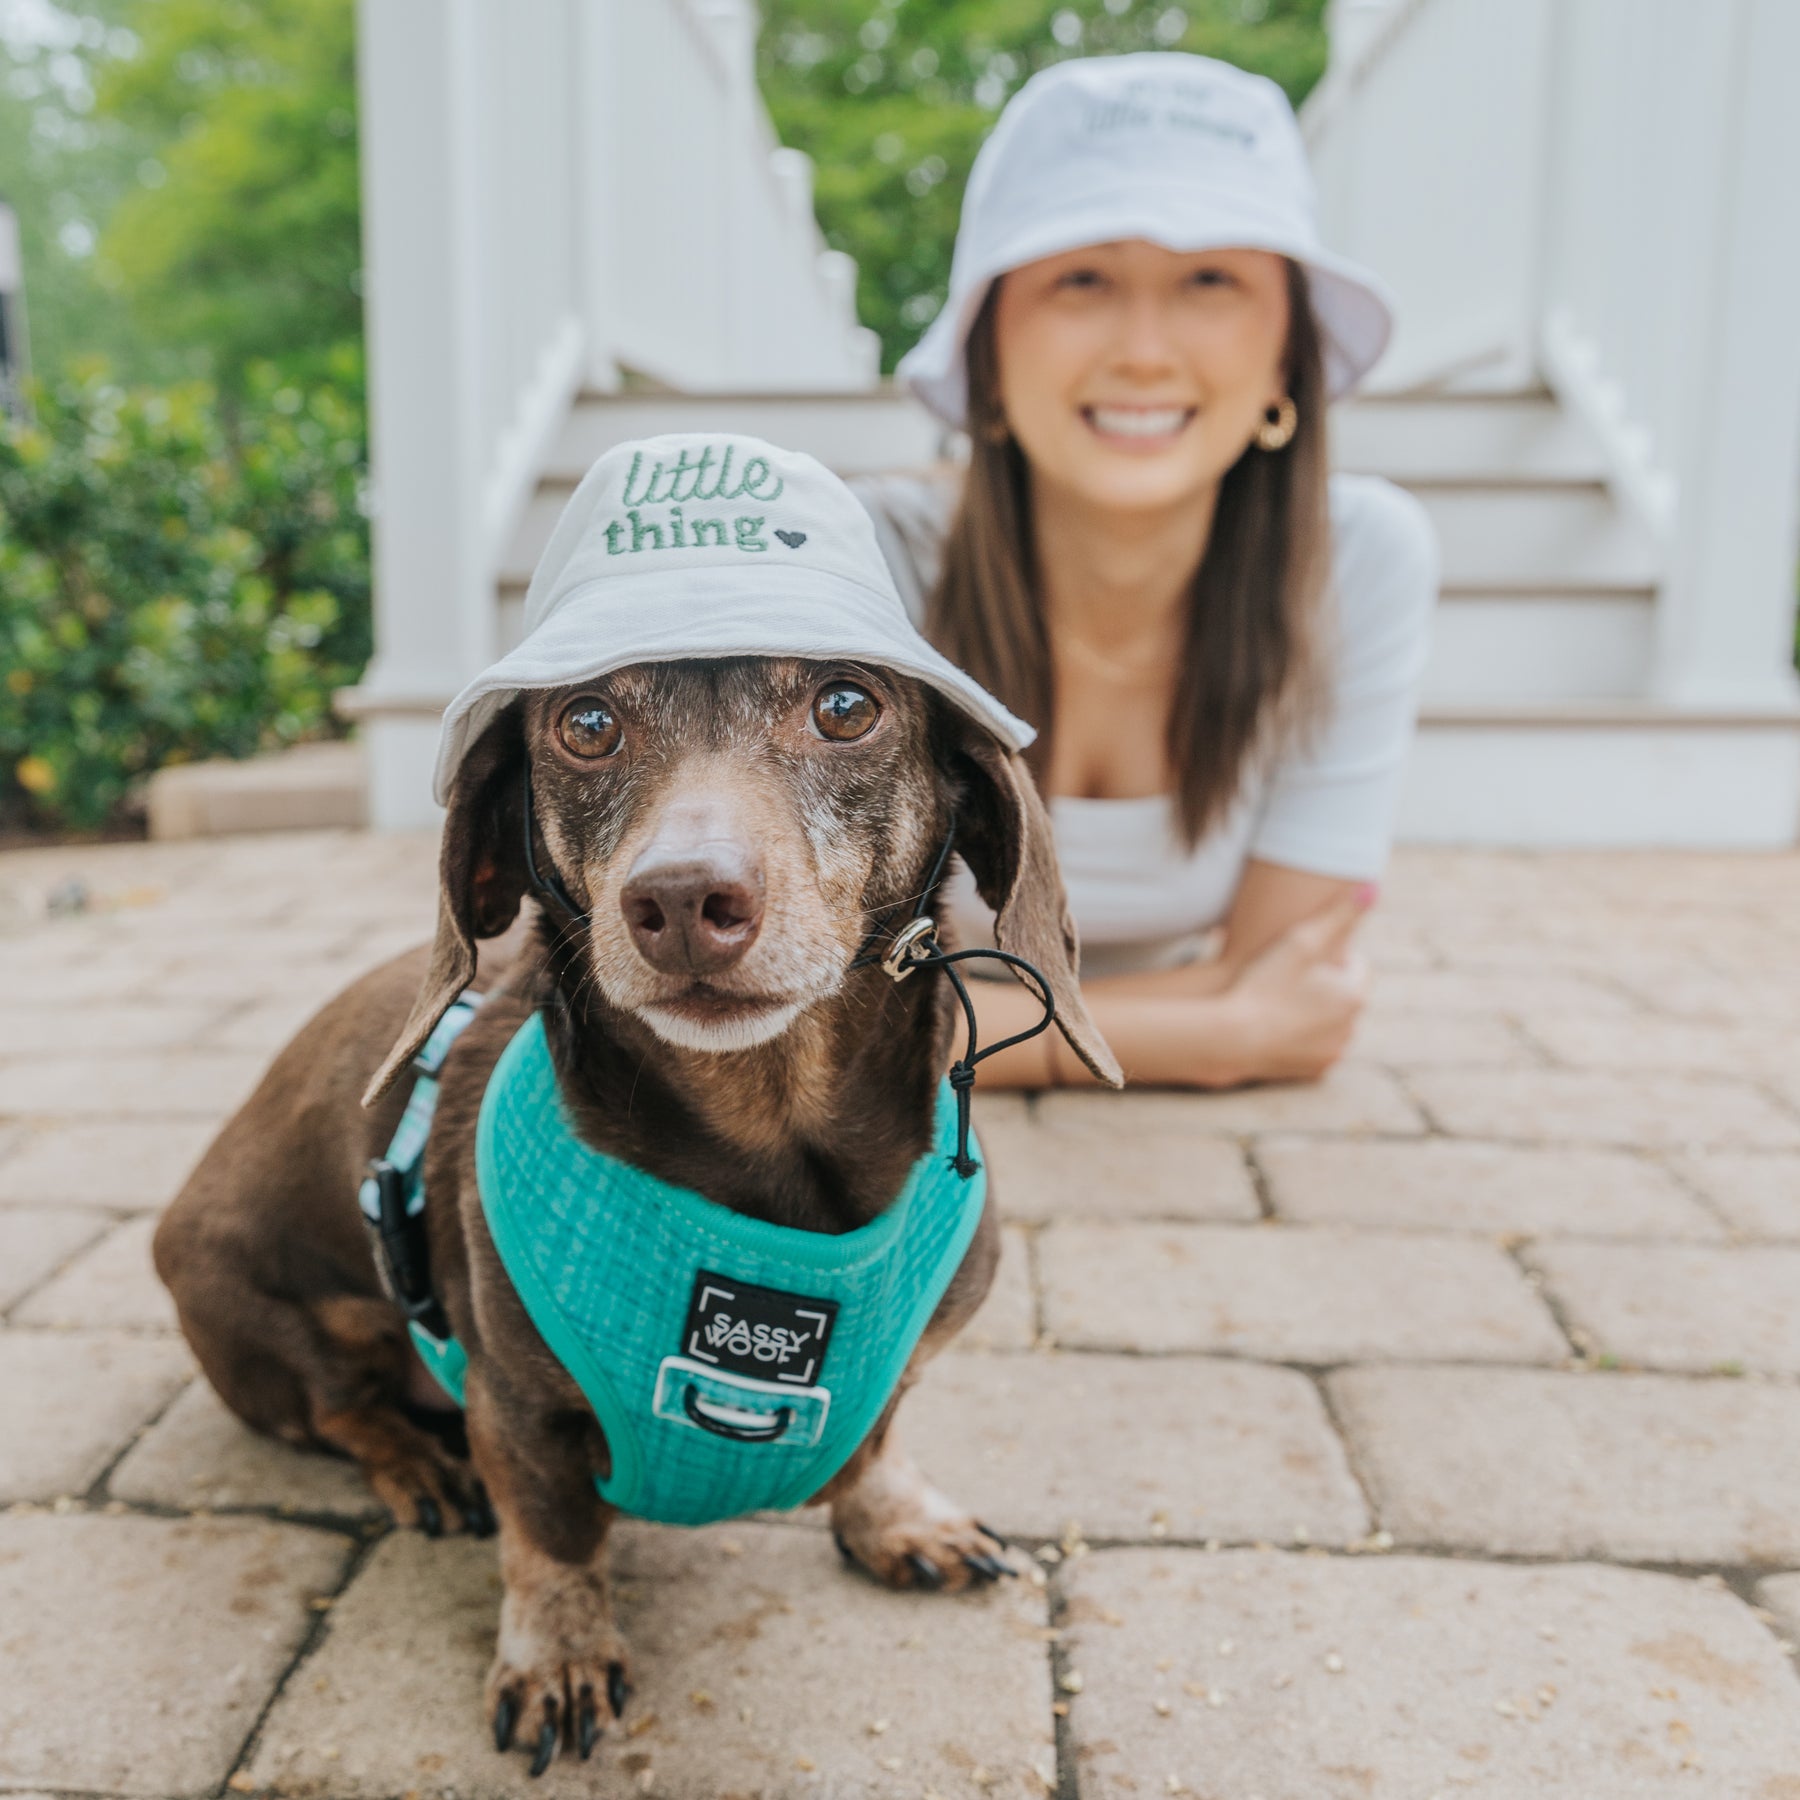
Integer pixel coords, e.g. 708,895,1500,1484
1214,886,1371,1083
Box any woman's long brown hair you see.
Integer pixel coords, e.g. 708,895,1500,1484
925,258,1331,846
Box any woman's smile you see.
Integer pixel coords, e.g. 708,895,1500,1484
1082,403,1198,448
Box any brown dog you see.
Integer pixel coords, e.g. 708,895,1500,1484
154,655,1118,1773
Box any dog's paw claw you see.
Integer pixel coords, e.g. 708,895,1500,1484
608,1659,631,1719
492,1691,518,1753
577,1685,602,1760
528,1708,559,1779
906,1552,944,1589
416,1496,442,1538
963,1551,1011,1583
461,1483,497,1538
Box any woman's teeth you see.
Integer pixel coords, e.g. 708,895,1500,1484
1086,406,1191,438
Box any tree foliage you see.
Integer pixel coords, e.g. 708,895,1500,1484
0,0,360,390
94,0,361,390
758,0,1329,372
0,0,151,378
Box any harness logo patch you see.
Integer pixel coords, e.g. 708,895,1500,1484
683,1272,838,1387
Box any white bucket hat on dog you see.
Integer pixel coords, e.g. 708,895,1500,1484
433,433,1033,801
897,51,1394,426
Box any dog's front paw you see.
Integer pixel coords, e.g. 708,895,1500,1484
832,1481,1019,1594
487,1621,631,1776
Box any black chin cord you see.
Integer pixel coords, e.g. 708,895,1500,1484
521,768,590,927
850,818,1057,1180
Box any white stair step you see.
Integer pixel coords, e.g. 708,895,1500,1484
548,387,949,483
502,588,1657,704
1412,487,1659,593
557,388,1608,487
1405,707,1800,848
145,741,367,839
501,477,1661,596
1331,394,1608,484
1424,593,1653,704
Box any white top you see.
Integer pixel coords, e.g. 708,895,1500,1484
853,468,1438,977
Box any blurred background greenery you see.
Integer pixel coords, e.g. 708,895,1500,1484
0,0,1323,834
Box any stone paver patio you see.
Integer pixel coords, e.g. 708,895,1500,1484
2,830,1799,1799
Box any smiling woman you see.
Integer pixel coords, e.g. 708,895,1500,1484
858,51,1440,1091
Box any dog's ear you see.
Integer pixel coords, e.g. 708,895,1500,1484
943,715,1124,1088
362,705,530,1106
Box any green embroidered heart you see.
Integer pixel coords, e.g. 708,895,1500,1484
774,529,807,548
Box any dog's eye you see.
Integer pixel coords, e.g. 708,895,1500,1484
556,698,623,760
812,683,880,742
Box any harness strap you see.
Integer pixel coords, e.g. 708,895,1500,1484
359,992,484,1343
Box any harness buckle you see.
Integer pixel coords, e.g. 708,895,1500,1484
361,1157,452,1342
879,916,939,983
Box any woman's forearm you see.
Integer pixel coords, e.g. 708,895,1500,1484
964,977,1257,1090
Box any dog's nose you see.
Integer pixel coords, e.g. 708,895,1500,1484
621,845,765,974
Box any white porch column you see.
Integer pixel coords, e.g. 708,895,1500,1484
345,0,496,829
573,0,623,395
1651,0,1800,713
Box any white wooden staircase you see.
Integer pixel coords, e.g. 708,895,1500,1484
347,0,1800,847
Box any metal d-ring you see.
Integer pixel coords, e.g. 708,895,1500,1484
879,916,939,983
683,1385,793,1442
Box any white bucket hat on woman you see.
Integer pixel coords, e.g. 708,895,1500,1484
898,51,1393,426
433,433,1033,802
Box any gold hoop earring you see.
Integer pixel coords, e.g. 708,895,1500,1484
1255,395,1298,452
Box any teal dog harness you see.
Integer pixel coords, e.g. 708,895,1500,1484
361,815,1061,1529
370,1007,986,1527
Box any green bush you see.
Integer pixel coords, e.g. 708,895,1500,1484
0,357,369,833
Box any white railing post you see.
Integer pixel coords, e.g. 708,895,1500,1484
1324,0,1405,71
1649,0,1800,711
573,0,624,393
350,0,493,829
691,0,759,381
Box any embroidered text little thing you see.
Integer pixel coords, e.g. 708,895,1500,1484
620,444,786,507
